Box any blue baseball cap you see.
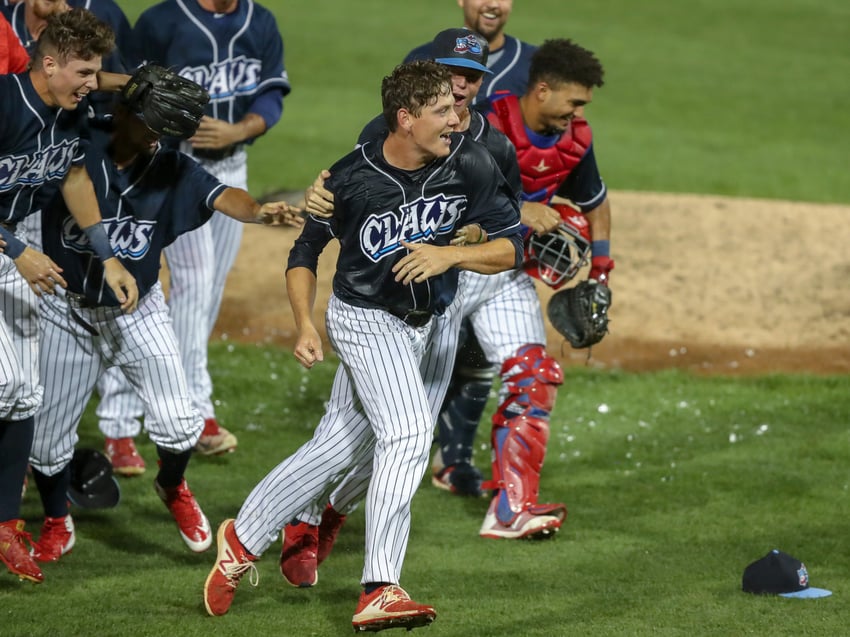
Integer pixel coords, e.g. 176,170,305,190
742,550,832,599
431,28,492,74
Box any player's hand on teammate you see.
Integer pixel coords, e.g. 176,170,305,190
521,202,562,235
0,235,5,253
13,247,67,295
103,258,139,313
394,241,455,284
304,170,334,219
293,324,324,370
257,201,305,227
190,116,243,150
450,223,487,246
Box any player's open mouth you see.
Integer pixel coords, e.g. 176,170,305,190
440,133,452,143
73,91,88,102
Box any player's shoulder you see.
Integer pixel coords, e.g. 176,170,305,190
135,0,176,23
504,33,537,55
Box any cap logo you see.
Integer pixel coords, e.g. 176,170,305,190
797,564,809,587
454,35,483,56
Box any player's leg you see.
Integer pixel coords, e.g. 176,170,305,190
29,293,103,563
112,283,210,553
0,256,44,582
190,152,247,453
471,272,567,539
96,368,147,475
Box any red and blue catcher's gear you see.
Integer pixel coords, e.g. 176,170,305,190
486,93,592,204
525,203,592,289
483,345,568,531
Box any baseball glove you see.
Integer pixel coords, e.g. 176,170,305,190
547,279,612,349
121,64,209,139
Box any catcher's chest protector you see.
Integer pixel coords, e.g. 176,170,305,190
488,95,591,202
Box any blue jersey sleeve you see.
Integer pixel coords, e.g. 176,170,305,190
554,143,607,212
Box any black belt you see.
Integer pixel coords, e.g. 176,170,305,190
193,144,239,161
65,292,98,309
389,308,432,328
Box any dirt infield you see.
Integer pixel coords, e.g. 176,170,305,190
213,191,850,375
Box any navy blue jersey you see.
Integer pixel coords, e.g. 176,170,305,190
288,134,523,317
0,73,88,253
128,0,290,126
41,145,227,306
405,34,535,105
358,110,521,201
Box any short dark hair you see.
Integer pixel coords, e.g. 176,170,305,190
528,39,605,91
33,8,115,67
381,60,453,132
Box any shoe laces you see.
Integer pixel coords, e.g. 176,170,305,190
223,559,259,589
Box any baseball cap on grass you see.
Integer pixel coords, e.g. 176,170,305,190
742,549,832,599
432,28,492,74
67,448,121,509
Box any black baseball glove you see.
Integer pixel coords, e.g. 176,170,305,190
547,280,612,349
121,64,209,139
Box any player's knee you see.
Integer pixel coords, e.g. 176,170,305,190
494,344,563,425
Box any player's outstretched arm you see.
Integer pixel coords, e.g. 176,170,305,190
213,187,304,227
60,165,139,312
394,237,518,285
95,71,131,93
285,266,324,369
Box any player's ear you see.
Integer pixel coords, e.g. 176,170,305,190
43,54,58,77
534,81,551,103
397,108,413,133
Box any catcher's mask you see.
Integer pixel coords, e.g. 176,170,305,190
67,448,121,509
524,204,591,289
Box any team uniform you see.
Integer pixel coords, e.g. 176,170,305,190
0,70,90,583
405,33,535,105
97,0,289,446
204,131,522,621
28,137,229,559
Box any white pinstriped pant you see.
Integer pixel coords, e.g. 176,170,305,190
302,268,545,519
234,292,462,585
96,150,248,436
0,250,43,421
29,283,203,476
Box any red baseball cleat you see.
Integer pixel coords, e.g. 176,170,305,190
105,437,146,476
352,585,436,632
204,519,258,616
280,521,319,587
155,478,212,552
0,519,44,583
31,515,76,563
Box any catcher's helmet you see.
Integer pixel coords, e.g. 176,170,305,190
67,448,121,509
524,204,591,289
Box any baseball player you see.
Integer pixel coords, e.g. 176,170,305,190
203,60,523,632
278,26,527,586
96,0,291,468
26,95,306,563
404,0,535,105
0,11,28,72
0,8,137,584
280,42,611,591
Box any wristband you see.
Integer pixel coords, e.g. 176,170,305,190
591,239,610,258
82,222,115,262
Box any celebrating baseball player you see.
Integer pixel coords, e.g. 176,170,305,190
0,8,137,584
96,0,291,469
278,41,612,593
405,0,535,104
203,60,523,632
25,71,307,564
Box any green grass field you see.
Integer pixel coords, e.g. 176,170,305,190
5,344,850,636
3,1,849,635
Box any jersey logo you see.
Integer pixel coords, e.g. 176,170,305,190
180,56,263,100
0,140,79,192
60,217,156,261
531,159,550,173
360,194,466,262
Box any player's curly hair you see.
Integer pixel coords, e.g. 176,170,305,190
528,39,605,90
33,8,115,68
381,60,453,132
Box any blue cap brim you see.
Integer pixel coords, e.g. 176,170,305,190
434,57,493,74
779,588,832,599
